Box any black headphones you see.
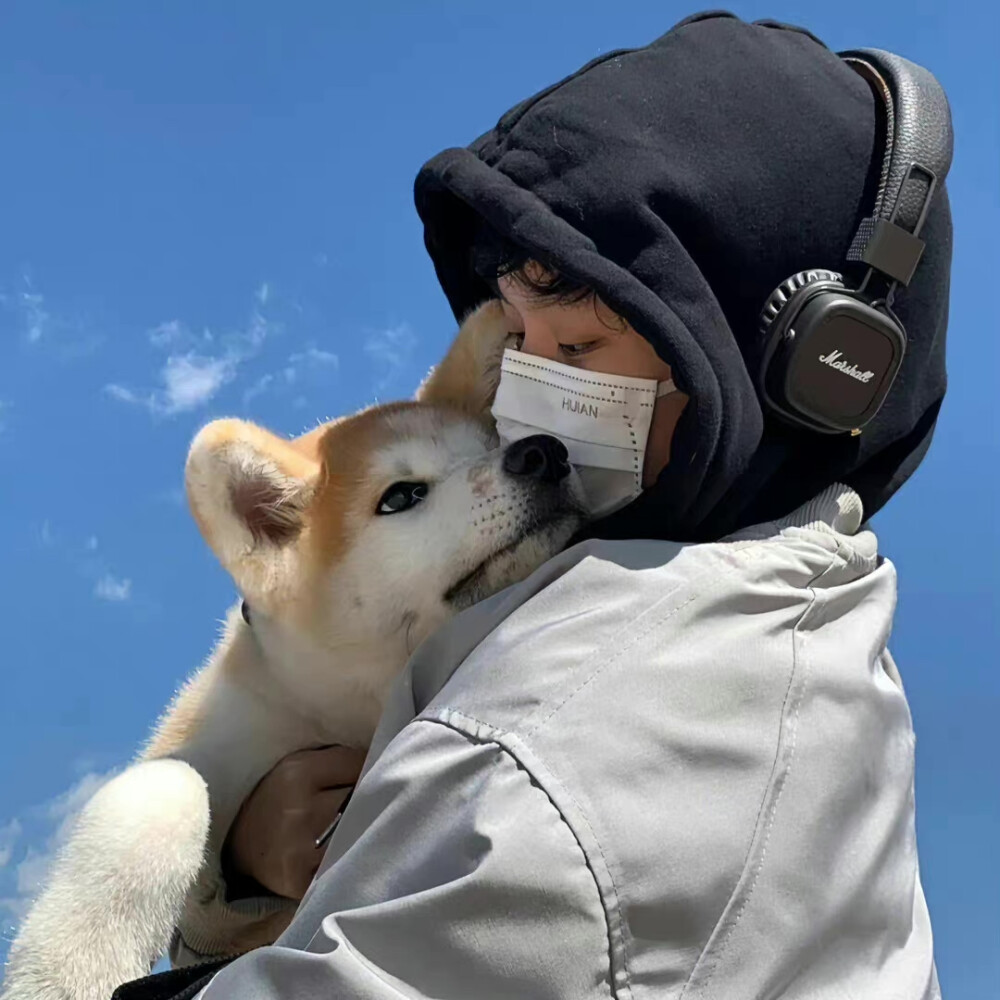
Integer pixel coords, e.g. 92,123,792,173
758,48,953,435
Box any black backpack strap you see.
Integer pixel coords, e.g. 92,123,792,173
110,957,233,1000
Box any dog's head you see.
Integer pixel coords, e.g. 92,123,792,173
184,302,582,689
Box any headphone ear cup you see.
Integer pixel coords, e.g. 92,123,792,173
758,270,846,431
758,270,906,434
759,269,844,337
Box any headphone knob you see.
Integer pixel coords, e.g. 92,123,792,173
760,268,844,335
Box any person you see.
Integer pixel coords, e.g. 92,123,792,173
141,11,951,999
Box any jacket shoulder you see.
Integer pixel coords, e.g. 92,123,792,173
423,518,884,737
417,517,901,994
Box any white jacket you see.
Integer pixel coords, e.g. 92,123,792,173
184,485,940,999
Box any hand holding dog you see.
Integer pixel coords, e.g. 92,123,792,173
224,746,366,901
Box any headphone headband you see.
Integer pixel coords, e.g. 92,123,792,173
840,48,954,287
756,47,952,435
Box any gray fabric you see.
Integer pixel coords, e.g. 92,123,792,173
197,486,939,999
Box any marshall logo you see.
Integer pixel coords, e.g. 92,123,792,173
818,350,875,384
562,396,599,418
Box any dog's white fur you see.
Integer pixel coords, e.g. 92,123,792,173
2,303,581,1000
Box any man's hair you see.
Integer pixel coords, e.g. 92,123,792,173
470,222,594,305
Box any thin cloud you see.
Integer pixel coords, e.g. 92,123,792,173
0,274,49,343
21,286,49,343
162,353,236,412
243,346,339,405
240,310,273,352
107,351,236,416
107,290,279,419
25,518,139,609
0,820,22,870
37,520,55,547
104,383,141,405
1,273,103,359
242,372,276,405
146,320,216,352
365,323,417,393
94,574,132,602
147,320,187,348
289,347,338,367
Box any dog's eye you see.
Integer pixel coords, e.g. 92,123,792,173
376,482,429,515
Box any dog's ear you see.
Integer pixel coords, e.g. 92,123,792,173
416,299,516,419
185,419,319,601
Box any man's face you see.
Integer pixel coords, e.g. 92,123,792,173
497,265,689,487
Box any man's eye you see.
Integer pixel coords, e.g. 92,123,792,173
560,341,598,357
376,482,429,515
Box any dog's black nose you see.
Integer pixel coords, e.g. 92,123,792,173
503,435,571,484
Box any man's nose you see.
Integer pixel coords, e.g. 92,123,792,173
503,435,571,484
518,323,561,361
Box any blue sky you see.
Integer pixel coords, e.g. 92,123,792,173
0,1,996,994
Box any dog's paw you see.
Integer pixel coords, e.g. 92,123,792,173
2,759,210,1000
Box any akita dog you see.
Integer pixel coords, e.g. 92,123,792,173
2,302,581,1000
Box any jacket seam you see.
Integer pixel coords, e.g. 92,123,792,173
457,543,795,989
680,555,837,996
418,713,626,1000
525,549,753,738
722,557,838,886
508,552,747,978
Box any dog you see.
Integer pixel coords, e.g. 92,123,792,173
1,301,582,1000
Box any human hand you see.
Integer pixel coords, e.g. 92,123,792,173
223,745,366,901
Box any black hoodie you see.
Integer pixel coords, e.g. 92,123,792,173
414,11,952,542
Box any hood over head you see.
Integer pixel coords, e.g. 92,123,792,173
414,11,952,541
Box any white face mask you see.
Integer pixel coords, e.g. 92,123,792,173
490,348,678,518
